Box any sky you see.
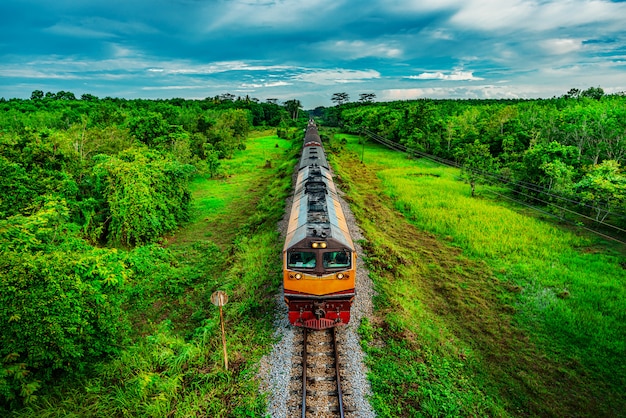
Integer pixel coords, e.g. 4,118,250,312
1,0,625,109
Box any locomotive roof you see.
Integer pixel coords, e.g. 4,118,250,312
283,164,354,251
299,143,329,170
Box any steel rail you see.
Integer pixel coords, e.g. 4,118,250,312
301,328,308,418
333,327,345,418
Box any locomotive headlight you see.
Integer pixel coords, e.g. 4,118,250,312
295,273,303,280
320,242,327,248
312,242,319,248
311,241,327,249
336,273,345,279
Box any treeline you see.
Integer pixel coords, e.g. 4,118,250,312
0,92,301,231
324,89,626,232
0,92,299,406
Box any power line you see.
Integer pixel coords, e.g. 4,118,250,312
360,129,626,244
363,128,626,219
487,189,626,245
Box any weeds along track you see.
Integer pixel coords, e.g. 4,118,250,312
289,327,357,418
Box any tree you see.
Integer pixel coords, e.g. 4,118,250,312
359,93,376,103
519,141,579,199
331,92,349,105
574,160,626,221
283,99,302,121
80,93,99,101
127,112,171,147
581,86,605,101
0,197,128,404
30,90,44,100
219,93,236,102
454,140,495,197
55,91,77,100
203,144,221,178
564,88,581,99
90,148,194,246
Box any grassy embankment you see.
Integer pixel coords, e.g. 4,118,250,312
329,132,626,417
12,131,297,417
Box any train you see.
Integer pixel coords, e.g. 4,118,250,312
282,120,356,330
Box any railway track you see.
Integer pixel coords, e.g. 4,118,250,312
289,327,354,417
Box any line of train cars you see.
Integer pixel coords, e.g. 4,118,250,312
282,120,357,330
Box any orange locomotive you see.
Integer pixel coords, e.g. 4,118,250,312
283,120,356,330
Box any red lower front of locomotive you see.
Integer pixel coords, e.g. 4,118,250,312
285,294,353,330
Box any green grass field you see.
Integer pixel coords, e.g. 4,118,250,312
331,131,626,417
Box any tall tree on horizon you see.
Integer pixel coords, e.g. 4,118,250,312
284,99,302,120
359,93,376,103
331,92,349,105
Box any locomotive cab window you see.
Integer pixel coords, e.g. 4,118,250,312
288,251,316,268
323,251,351,268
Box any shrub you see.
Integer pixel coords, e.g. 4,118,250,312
0,198,129,406
89,147,195,246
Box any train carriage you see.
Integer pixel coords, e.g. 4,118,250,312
283,120,356,330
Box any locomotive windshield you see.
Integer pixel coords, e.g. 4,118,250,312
288,251,316,268
323,251,351,268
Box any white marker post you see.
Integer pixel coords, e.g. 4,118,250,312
210,291,229,370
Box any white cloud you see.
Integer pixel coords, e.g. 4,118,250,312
203,0,341,31
240,81,292,88
422,28,456,41
146,61,294,76
45,18,157,39
320,40,403,59
0,67,78,80
539,38,583,55
141,85,204,91
448,0,534,31
380,84,529,101
293,69,381,85
46,23,115,39
407,70,483,81
383,0,462,13
449,0,626,33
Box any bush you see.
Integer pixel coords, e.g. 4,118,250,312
89,147,195,246
0,198,129,406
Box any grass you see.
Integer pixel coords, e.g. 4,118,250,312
330,131,626,417
167,131,292,249
9,131,299,417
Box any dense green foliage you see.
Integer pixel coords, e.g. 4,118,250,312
324,91,626,235
90,148,194,246
0,93,301,410
0,198,128,404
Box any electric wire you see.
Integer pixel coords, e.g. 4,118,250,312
360,128,626,244
487,189,626,245
363,127,626,221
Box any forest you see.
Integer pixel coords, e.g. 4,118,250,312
1,89,625,415
326,87,626,241
0,92,297,408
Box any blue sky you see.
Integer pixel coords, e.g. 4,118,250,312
1,0,625,108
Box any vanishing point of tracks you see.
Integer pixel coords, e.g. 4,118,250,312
289,327,355,418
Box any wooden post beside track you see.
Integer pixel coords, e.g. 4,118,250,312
211,291,229,370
